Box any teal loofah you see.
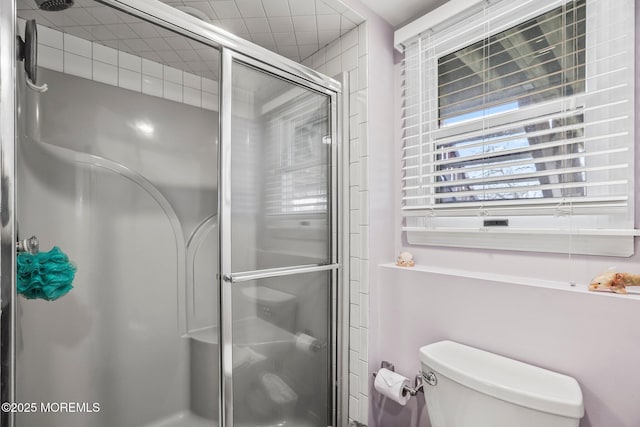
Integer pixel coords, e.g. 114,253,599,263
17,247,76,301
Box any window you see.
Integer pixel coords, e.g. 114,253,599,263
400,0,636,256
265,111,328,215
264,93,329,216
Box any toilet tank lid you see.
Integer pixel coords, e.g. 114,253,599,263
420,341,584,419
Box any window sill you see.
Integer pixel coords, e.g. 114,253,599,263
380,263,640,301
405,228,638,257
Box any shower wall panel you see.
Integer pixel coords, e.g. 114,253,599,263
16,67,219,426
32,69,218,238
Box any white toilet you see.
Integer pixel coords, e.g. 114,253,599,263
420,341,584,427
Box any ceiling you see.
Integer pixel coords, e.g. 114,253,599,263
360,0,445,27
16,0,365,67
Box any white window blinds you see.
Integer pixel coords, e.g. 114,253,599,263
400,0,636,255
264,93,329,216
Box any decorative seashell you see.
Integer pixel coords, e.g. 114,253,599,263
399,252,413,262
396,251,415,267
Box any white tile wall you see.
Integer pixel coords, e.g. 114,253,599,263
64,52,92,79
93,60,118,86
202,91,219,110
118,67,142,92
38,25,63,49
163,80,183,103
142,58,163,79
64,33,91,56
38,45,64,72
142,75,163,97
22,19,219,111
303,22,369,426
93,43,117,65
118,51,141,72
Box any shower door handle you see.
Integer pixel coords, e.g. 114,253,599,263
222,263,340,284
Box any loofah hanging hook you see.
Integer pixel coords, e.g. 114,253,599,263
17,235,39,254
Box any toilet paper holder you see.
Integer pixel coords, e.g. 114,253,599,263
372,360,424,396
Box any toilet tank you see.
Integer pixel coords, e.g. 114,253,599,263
241,286,297,331
420,341,584,427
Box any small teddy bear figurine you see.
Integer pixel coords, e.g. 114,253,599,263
396,251,415,267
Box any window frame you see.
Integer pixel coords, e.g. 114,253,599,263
260,86,332,247
400,0,637,256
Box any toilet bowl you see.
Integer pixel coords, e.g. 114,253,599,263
420,341,584,427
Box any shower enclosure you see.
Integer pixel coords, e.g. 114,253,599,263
0,0,344,426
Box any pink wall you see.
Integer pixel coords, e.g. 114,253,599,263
371,266,640,427
346,0,640,426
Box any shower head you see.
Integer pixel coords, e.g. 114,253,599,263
34,0,74,12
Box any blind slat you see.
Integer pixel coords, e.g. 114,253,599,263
433,128,623,168
401,94,627,145
401,80,629,127
438,65,628,122
423,99,628,147
404,163,627,190
402,195,628,213
402,147,629,179
421,0,625,59
437,29,627,90
402,179,627,202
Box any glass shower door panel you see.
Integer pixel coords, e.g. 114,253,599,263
232,271,331,427
230,62,332,272
227,60,336,427
15,2,220,426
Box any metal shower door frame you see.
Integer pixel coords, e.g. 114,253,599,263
0,0,17,426
218,48,342,427
0,0,345,426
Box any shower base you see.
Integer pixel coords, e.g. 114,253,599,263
147,411,213,427
147,410,316,427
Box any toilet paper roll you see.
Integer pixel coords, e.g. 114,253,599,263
374,368,410,406
295,332,318,353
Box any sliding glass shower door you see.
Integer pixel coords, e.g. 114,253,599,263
219,53,339,427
